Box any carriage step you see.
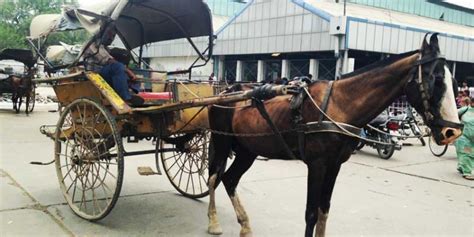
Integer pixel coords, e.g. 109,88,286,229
137,166,161,176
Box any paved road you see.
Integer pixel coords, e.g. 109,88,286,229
0,103,472,236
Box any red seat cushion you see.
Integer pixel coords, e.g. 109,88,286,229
138,92,173,101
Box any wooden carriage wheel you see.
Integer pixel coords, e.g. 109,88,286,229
13,94,21,113
157,131,210,198
54,98,124,221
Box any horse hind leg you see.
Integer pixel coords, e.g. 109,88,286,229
208,173,223,235
208,134,231,235
222,148,257,237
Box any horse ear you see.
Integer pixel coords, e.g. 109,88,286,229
429,33,440,53
421,32,430,53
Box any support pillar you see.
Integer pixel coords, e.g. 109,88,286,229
257,60,265,82
342,49,349,74
346,58,355,73
309,59,319,79
335,56,342,80
236,60,244,82
217,56,225,81
281,59,290,79
452,62,457,79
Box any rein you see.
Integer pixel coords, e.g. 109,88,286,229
408,54,464,129
302,88,395,146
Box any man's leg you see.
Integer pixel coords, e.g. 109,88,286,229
100,62,131,100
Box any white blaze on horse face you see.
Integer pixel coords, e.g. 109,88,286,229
439,66,460,124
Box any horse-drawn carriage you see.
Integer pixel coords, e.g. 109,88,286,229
0,48,36,113
32,0,287,221
30,1,464,236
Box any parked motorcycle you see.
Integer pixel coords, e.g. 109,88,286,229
391,107,426,146
356,111,402,159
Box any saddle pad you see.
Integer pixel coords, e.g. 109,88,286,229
138,92,173,101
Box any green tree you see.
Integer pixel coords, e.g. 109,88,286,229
0,0,88,51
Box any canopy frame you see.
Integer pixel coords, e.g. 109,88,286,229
28,0,214,77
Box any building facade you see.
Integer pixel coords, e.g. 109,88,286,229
141,0,245,80
143,0,474,84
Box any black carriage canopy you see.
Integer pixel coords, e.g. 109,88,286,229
29,0,214,50
115,0,214,49
0,49,36,69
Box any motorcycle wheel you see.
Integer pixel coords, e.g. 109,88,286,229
376,134,395,159
356,141,365,150
410,122,426,146
428,135,448,157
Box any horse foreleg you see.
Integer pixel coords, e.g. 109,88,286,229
305,159,326,237
222,150,256,237
17,95,23,114
25,93,30,115
315,164,341,237
315,148,349,237
315,208,328,237
12,93,17,111
208,174,223,235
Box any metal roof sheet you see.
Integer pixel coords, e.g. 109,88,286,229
301,0,474,39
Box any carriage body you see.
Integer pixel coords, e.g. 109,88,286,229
28,0,219,221
39,69,222,220
49,71,214,139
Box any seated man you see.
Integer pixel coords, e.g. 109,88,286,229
83,23,143,106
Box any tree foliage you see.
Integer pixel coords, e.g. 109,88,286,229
0,0,88,51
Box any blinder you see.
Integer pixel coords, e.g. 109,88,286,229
407,54,464,129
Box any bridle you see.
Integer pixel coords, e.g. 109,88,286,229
407,53,464,129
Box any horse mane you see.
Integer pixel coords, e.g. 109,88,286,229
340,50,419,79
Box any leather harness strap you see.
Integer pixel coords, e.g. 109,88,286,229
318,81,334,124
253,80,359,161
410,54,464,129
299,81,335,161
298,121,361,136
253,99,298,160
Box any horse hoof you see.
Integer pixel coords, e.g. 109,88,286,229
240,228,253,237
240,231,253,237
208,224,223,235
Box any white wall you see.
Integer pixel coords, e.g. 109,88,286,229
149,56,214,80
215,0,334,55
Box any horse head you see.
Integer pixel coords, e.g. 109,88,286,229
405,33,462,145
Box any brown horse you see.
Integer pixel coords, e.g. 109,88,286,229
0,75,31,113
206,34,462,237
10,73,34,114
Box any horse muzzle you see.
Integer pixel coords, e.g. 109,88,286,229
439,127,462,145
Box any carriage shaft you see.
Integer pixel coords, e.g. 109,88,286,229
107,148,179,158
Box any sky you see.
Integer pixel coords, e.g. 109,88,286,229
77,0,473,10
444,0,473,9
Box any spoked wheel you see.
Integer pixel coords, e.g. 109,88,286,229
376,133,395,159
409,122,425,146
26,85,35,113
13,94,21,113
428,134,448,157
54,98,124,221
159,131,210,198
